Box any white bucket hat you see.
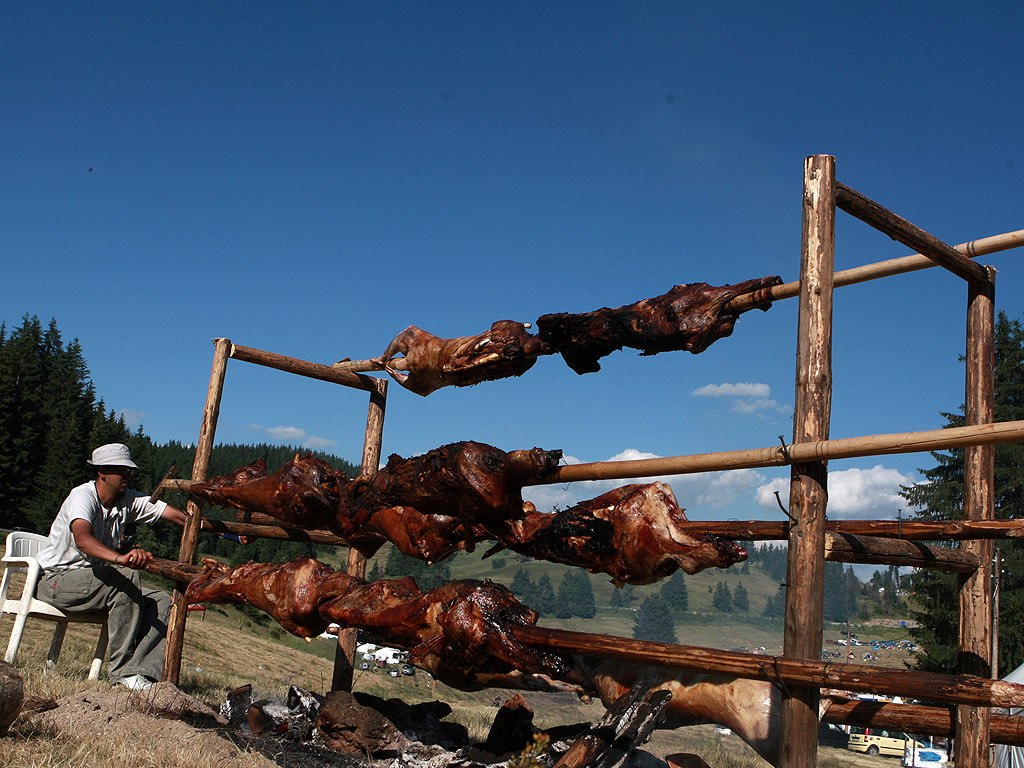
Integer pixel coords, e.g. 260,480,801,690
87,443,138,469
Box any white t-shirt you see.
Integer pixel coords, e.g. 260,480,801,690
36,481,167,571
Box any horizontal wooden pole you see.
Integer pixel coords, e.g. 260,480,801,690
548,419,1024,483
834,182,990,285
201,517,350,546
235,511,288,526
825,531,980,573
145,556,202,583
224,340,381,392
824,697,1024,746
727,228,1024,313
677,518,1024,542
513,625,1024,709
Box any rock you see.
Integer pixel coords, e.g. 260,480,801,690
0,660,24,734
477,694,539,757
219,683,254,725
666,753,712,768
353,692,469,749
316,689,408,757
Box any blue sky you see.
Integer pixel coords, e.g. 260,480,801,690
3,2,1022,525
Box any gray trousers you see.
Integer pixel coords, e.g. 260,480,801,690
37,565,171,683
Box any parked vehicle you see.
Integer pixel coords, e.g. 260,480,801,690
848,728,911,757
401,664,415,676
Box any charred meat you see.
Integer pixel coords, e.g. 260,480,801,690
377,321,548,396
536,276,782,374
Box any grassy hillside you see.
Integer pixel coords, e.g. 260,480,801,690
361,544,916,660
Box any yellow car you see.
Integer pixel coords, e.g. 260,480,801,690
847,728,911,757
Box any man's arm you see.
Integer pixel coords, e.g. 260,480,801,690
69,518,151,569
159,504,188,527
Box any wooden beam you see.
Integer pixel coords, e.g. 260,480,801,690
225,340,381,393
834,182,990,285
726,228,1024,313
658,519,1024,542
823,697,1024,747
781,153,835,768
201,517,351,546
145,556,202,583
163,337,230,684
956,266,997,767
545,419,1024,483
512,625,1024,709
160,418,1024,491
824,531,980,572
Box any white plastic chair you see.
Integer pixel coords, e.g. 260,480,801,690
0,531,108,679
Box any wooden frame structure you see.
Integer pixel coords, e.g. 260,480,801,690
158,155,1024,768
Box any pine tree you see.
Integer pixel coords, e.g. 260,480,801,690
574,570,596,619
535,573,556,616
510,568,534,600
554,572,574,619
763,584,786,618
633,595,677,643
0,316,47,526
659,570,689,614
903,312,1024,673
713,581,733,613
733,581,749,612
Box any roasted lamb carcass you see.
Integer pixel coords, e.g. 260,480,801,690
536,275,782,374
189,455,350,530
320,577,575,690
375,321,549,396
185,556,343,638
497,483,746,585
342,442,562,534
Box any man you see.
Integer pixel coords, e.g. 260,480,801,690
35,443,187,691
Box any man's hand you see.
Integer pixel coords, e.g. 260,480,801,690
116,546,153,569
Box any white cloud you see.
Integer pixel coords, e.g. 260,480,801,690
754,465,914,520
303,435,339,450
118,409,148,429
828,465,913,518
692,382,771,398
695,468,765,508
691,382,790,417
242,423,265,432
531,449,764,513
260,425,338,451
266,426,307,442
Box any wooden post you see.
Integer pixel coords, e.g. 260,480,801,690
163,337,231,683
956,266,996,767
780,154,835,768
332,376,388,691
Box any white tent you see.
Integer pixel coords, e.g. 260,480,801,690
994,662,1024,768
